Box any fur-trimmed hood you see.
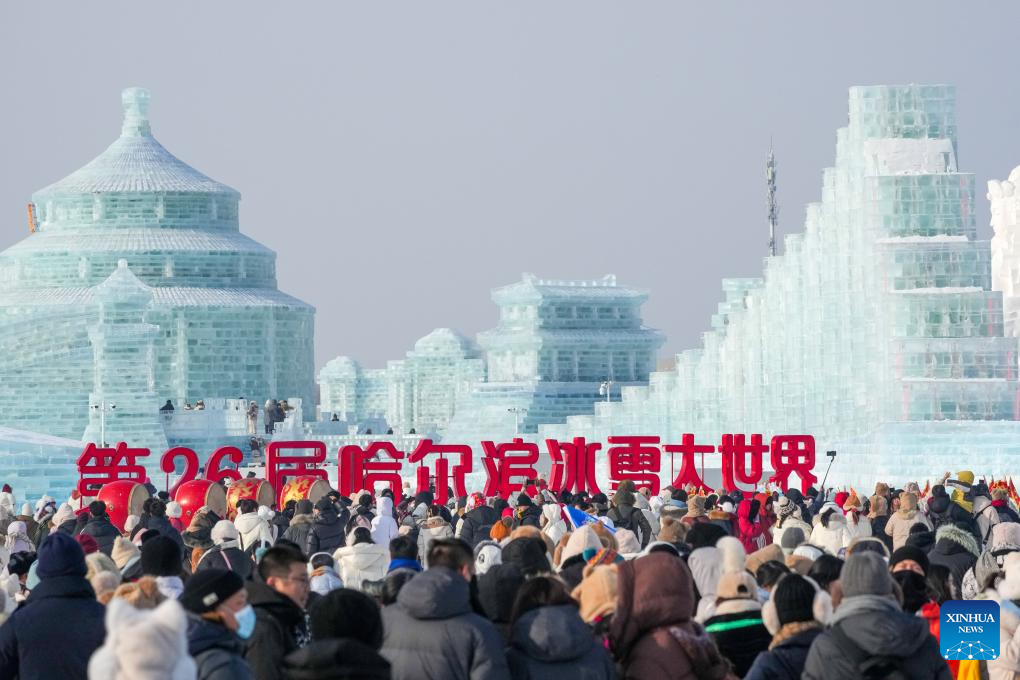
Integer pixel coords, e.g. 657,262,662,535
935,523,980,558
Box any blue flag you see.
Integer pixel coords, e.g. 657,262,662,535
564,505,615,533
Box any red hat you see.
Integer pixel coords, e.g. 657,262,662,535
1,484,10,493
75,533,99,555
834,491,849,510
501,507,514,519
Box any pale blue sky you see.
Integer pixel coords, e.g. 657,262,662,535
2,2,1018,369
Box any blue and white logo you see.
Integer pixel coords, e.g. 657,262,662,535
940,600,1000,661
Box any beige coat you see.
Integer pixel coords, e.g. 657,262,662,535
884,508,932,551
989,603,1020,680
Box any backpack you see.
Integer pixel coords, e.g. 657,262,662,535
829,623,906,678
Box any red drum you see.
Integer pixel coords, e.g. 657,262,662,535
225,478,275,519
279,476,332,509
97,481,150,532
174,479,228,525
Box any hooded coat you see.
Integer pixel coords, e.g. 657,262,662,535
234,511,274,554
744,626,823,680
244,577,309,680
0,574,106,680
187,614,252,680
505,604,615,680
809,507,847,556
974,494,1002,545
306,506,346,556
609,552,734,680
928,523,981,593
88,598,197,680
884,497,932,551
370,496,399,547
802,594,951,680
283,638,390,680
457,505,500,550
282,513,314,551
737,499,766,553
79,513,121,556
928,493,981,545
417,516,454,566
334,542,389,592
381,567,510,680
539,504,567,546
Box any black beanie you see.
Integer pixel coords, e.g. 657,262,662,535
772,574,816,625
890,545,930,576
686,522,727,550
140,535,182,577
501,537,549,577
179,568,244,614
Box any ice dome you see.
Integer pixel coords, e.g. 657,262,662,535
0,88,315,444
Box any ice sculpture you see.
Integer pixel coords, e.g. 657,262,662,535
441,274,665,446
989,168,1020,337
542,85,1020,485
317,328,485,434
0,427,86,501
0,87,315,446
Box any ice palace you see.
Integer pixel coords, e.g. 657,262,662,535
4,84,1020,498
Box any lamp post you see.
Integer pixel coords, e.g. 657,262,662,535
91,400,117,447
507,407,528,436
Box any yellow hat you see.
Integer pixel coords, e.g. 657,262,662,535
956,471,975,486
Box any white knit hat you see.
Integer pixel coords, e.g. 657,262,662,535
211,519,239,546
165,501,182,519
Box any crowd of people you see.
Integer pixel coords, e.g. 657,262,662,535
0,469,1016,679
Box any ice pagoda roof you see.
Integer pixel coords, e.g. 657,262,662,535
0,285,311,309
33,88,238,199
3,229,274,256
92,259,153,305
412,327,478,353
493,273,650,305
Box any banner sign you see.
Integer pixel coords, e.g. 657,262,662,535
77,434,817,504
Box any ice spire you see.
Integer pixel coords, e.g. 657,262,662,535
121,87,151,137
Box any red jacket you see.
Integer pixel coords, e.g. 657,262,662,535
737,499,765,553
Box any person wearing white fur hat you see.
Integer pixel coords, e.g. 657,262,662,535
746,573,831,680
196,519,254,580
990,552,1020,680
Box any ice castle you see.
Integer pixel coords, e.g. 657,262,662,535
543,85,1020,486
0,87,316,452
317,328,484,435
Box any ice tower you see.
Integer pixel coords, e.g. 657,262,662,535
442,274,665,445
544,85,1020,484
0,88,315,443
318,328,485,434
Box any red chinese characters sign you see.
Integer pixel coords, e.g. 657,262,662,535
77,434,817,499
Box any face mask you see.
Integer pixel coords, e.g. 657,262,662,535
892,570,928,614
234,604,256,640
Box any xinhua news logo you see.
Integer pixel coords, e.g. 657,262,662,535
940,600,1000,661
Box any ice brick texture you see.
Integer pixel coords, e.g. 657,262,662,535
0,88,315,448
540,85,1020,486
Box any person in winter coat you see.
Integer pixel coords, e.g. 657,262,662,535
809,504,847,555
307,552,343,596
988,552,1020,680
632,491,660,538
4,520,33,554
306,497,346,556
865,494,893,553
993,488,1020,523
973,483,1002,545
196,520,254,580
52,503,78,536
417,506,454,566
708,498,736,536
928,523,981,595
737,498,767,553
179,568,255,680
516,494,543,529
284,588,390,680
540,502,567,546
688,545,723,623
111,536,142,580
772,496,812,548
235,500,275,556
371,495,400,547
802,552,951,680
281,500,315,549
745,574,828,680
166,501,186,533
609,551,734,679
960,521,1020,600
258,506,280,543
607,489,653,548
504,575,615,680
457,493,500,549
380,541,510,680
145,499,187,557
245,546,311,680
840,492,872,544
928,485,981,544
0,533,106,680
334,527,389,592
680,495,710,529
884,491,932,550
704,571,771,676
87,598,197,680
78,500,121,556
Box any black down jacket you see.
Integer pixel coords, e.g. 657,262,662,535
506,604,615,680
381,567,509,680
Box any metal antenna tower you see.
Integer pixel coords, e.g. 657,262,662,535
767,140,779,257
